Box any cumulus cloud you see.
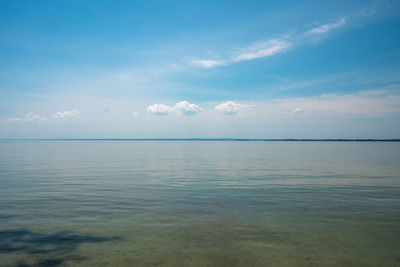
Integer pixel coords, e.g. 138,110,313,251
54,110,80,120
233,38,291,62
147,104,173,115
214,101,254,115
8,112,47,122
147,101,202,116
173,101,202,115
305,18,346,35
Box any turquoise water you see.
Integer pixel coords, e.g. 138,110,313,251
0,140,400,266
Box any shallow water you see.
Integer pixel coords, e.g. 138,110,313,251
0,140,400,266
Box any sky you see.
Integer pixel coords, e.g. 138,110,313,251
0,0,400,138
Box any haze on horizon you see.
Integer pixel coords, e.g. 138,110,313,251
1,0,400,139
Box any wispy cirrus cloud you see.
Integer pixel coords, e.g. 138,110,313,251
192,13,351,69
305,17,346,35
191,59,225,68
192,37,290,68
232,38,291,62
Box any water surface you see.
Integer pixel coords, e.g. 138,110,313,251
0,141,399,266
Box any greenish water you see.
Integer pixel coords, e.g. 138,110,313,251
0,140,399,266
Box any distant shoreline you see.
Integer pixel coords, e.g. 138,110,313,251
2,138,400,142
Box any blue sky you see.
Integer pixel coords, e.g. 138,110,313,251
0,0,400,138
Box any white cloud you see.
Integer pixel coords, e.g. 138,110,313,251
147,101,202,116
214,101,252,115
54,110,80,120
233,38,291,62
8,112,47,122
289,107,304,114
132,112,140,116
192,59,225,68
147,104,172,115
276,92,400,116
174,101,202,115
192,38,290,68
305,18,346,35
189,13,356,69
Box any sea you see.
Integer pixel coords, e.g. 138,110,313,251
0,140,399,266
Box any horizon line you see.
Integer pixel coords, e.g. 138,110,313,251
1,138,400,142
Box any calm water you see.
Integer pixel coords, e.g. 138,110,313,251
0,141,400,266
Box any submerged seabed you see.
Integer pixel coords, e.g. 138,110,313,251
0,140,399,266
